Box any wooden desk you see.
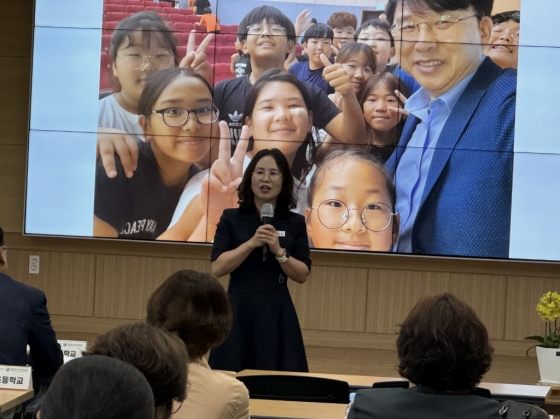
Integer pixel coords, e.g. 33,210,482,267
238,370,551,404
250,399,347,419
0,389,33,414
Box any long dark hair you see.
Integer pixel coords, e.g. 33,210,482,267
238,148,297,216
243,69,318,182
359,72,409,147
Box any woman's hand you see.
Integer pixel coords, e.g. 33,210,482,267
255,224,282,256
200,121,249,225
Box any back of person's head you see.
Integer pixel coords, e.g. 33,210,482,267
238,6,296,44
302,23,334,44
386,0,493,25
146,270,232,360
203,6,212,14
40,355,154,419
86,322,188,419
327,12,358,30
397,292,493,391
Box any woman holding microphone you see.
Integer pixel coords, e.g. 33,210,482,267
209,148,311,372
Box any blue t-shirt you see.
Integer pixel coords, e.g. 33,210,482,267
289,61,333,95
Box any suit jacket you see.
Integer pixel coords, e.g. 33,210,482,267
387,57,516,258
0,273,63,375
348,386,500,419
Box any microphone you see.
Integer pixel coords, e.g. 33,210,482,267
260,203,274,261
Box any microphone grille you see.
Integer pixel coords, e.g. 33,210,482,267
261,203,274,218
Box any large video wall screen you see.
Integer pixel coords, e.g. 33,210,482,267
26,0,560,262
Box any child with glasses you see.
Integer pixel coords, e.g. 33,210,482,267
94,67,219,240
169,69,317,242
214,5,366,148
98,12,179,145
305,148,399,252
485,10,520,69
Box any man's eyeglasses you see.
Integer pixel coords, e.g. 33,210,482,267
252,169,282,180
117,51,174,71
491,24,520,43
390,13,480,41
151,106,219,126
246,24,287,36
311,200,395,232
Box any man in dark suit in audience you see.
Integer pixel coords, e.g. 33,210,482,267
0,227,63,376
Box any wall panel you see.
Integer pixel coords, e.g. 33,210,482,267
0,145,28,233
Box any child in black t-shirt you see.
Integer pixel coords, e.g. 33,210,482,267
94,68,219,240
214,5,366,147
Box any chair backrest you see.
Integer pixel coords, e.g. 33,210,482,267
498,400,549,419
237,375,350,404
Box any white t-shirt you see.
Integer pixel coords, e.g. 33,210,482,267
168,156,308,229
98,94,145,142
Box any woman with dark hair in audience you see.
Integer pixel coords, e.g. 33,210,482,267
209,148,311,372
85,322,188,419
40,355,154,419
146,269,250,419
348,293,499,419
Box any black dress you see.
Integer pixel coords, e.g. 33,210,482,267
209,205,311,372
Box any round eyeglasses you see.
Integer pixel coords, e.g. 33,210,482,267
117,51,174,71
390,13,480,41
311,200,395,232
252,169,282,180
151,106,219,126
246,24,287,36
491,24,520,43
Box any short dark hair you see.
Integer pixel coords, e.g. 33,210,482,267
355,19,395,47
386,0,493,25
110,11,178,63
40,356,154,419
86,322,188,419
237,149,297,216
335,42,377,74
238,6,296,45
327,12,358,30
492,10,520,25
302,23,334,44
203,6,212,14
243,69,318,182
397,293,493,391
146,270,232,360
138,67,213,116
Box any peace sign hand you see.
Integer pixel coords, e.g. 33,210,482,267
179,31,215,83
201,121,250,225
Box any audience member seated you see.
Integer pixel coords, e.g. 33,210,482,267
85,322,188,419
39,355,155,419
485,10,520,69
0,227,63,380
348,293,499,419
147,270,250,419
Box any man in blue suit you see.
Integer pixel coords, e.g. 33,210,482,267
385,0,515,258
0,228,63,376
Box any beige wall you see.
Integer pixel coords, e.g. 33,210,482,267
493,0,521,14
0,0,554,365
